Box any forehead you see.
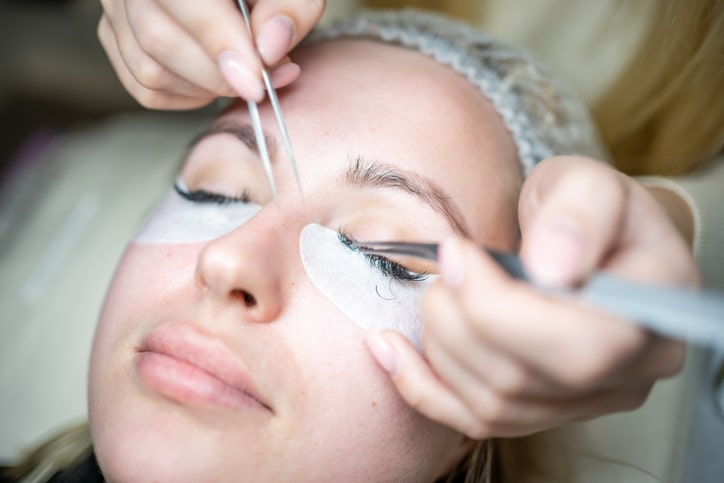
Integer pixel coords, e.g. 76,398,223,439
287,39,515,153
219,39,520,244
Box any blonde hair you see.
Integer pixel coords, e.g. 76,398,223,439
2,422,93,483
593,0,724,175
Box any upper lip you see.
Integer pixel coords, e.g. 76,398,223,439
138,324,272,413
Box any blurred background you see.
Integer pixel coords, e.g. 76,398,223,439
0,0,140,183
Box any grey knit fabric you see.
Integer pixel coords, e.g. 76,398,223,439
308,9,608,175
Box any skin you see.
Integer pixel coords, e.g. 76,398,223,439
88,39,520,482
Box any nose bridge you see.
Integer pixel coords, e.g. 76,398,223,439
195,202,299,323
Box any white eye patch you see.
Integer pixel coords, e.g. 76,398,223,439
300,223,436,352
133,179,262,244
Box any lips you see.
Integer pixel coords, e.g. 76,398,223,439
136,325,272,413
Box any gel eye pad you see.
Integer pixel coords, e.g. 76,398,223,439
300,224,436,352
133,179,262,244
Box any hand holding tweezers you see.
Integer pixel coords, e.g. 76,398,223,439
351,239,724,350
235,0,302,198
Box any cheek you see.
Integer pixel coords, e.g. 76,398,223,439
90,243,200,379
97,243,200,324
290,335,460,480
283,279,459,480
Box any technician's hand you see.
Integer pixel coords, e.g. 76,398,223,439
98,0,326,109
366,155,698,439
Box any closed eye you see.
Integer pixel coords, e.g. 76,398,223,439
337,230,429,282
174,182,252,205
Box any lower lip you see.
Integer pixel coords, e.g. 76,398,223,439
136,352,267,412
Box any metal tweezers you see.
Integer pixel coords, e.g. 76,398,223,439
236,0,302,198
351,239,724,350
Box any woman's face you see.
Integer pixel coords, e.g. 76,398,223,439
89,40,519,482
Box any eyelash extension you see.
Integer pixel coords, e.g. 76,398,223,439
337,230,429,282
174,182,251,205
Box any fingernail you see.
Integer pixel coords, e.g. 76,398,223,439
270,62,301,88
527,219,584,286
365,332,398,376
256,15,295,66
217,50,264,102
439,237,465,287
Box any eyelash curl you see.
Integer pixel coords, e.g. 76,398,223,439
337,230,429,282
174,183,251,204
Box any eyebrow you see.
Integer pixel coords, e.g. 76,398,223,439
342,157,471,238
188,121,277,163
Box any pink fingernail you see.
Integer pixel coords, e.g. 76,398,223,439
365,332,398,376
270,62,301,88
217,50,264,102
440,237,464,287
256,15,294,66
527,219,584,287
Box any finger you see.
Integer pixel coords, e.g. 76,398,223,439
601,333,686,386
369,328,653,439
480,382,655,438
440,236,656,393
435,237,595,398
422,281,540,401
602,180,697,286
125,0,236,97
269,60,301,88
518,156,628,287
422,328,525,429
156,0,265,101
365,331,493,440
99,14,214,109
251,0,327,65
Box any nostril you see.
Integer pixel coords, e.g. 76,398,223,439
232,289,257,307
243,291,257,307
229,289,257,308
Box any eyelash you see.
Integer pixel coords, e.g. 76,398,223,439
174,182,251,204
337,230,429,282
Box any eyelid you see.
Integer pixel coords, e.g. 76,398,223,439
174,180,252,205
337,229,429,282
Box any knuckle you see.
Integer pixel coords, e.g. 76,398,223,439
133,58,169,91
493,366,530,398
396,379,426,413
462,421,489,440
660,342,687,377
99,0,113,15
477,395,508,423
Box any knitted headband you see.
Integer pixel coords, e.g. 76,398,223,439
307,9,608,175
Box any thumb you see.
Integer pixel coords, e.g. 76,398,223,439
519,156,629,287
252,0,327,66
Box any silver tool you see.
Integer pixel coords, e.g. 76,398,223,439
236,0,302,198
351,239,724,349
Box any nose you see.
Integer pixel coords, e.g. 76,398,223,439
195,213,288,323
